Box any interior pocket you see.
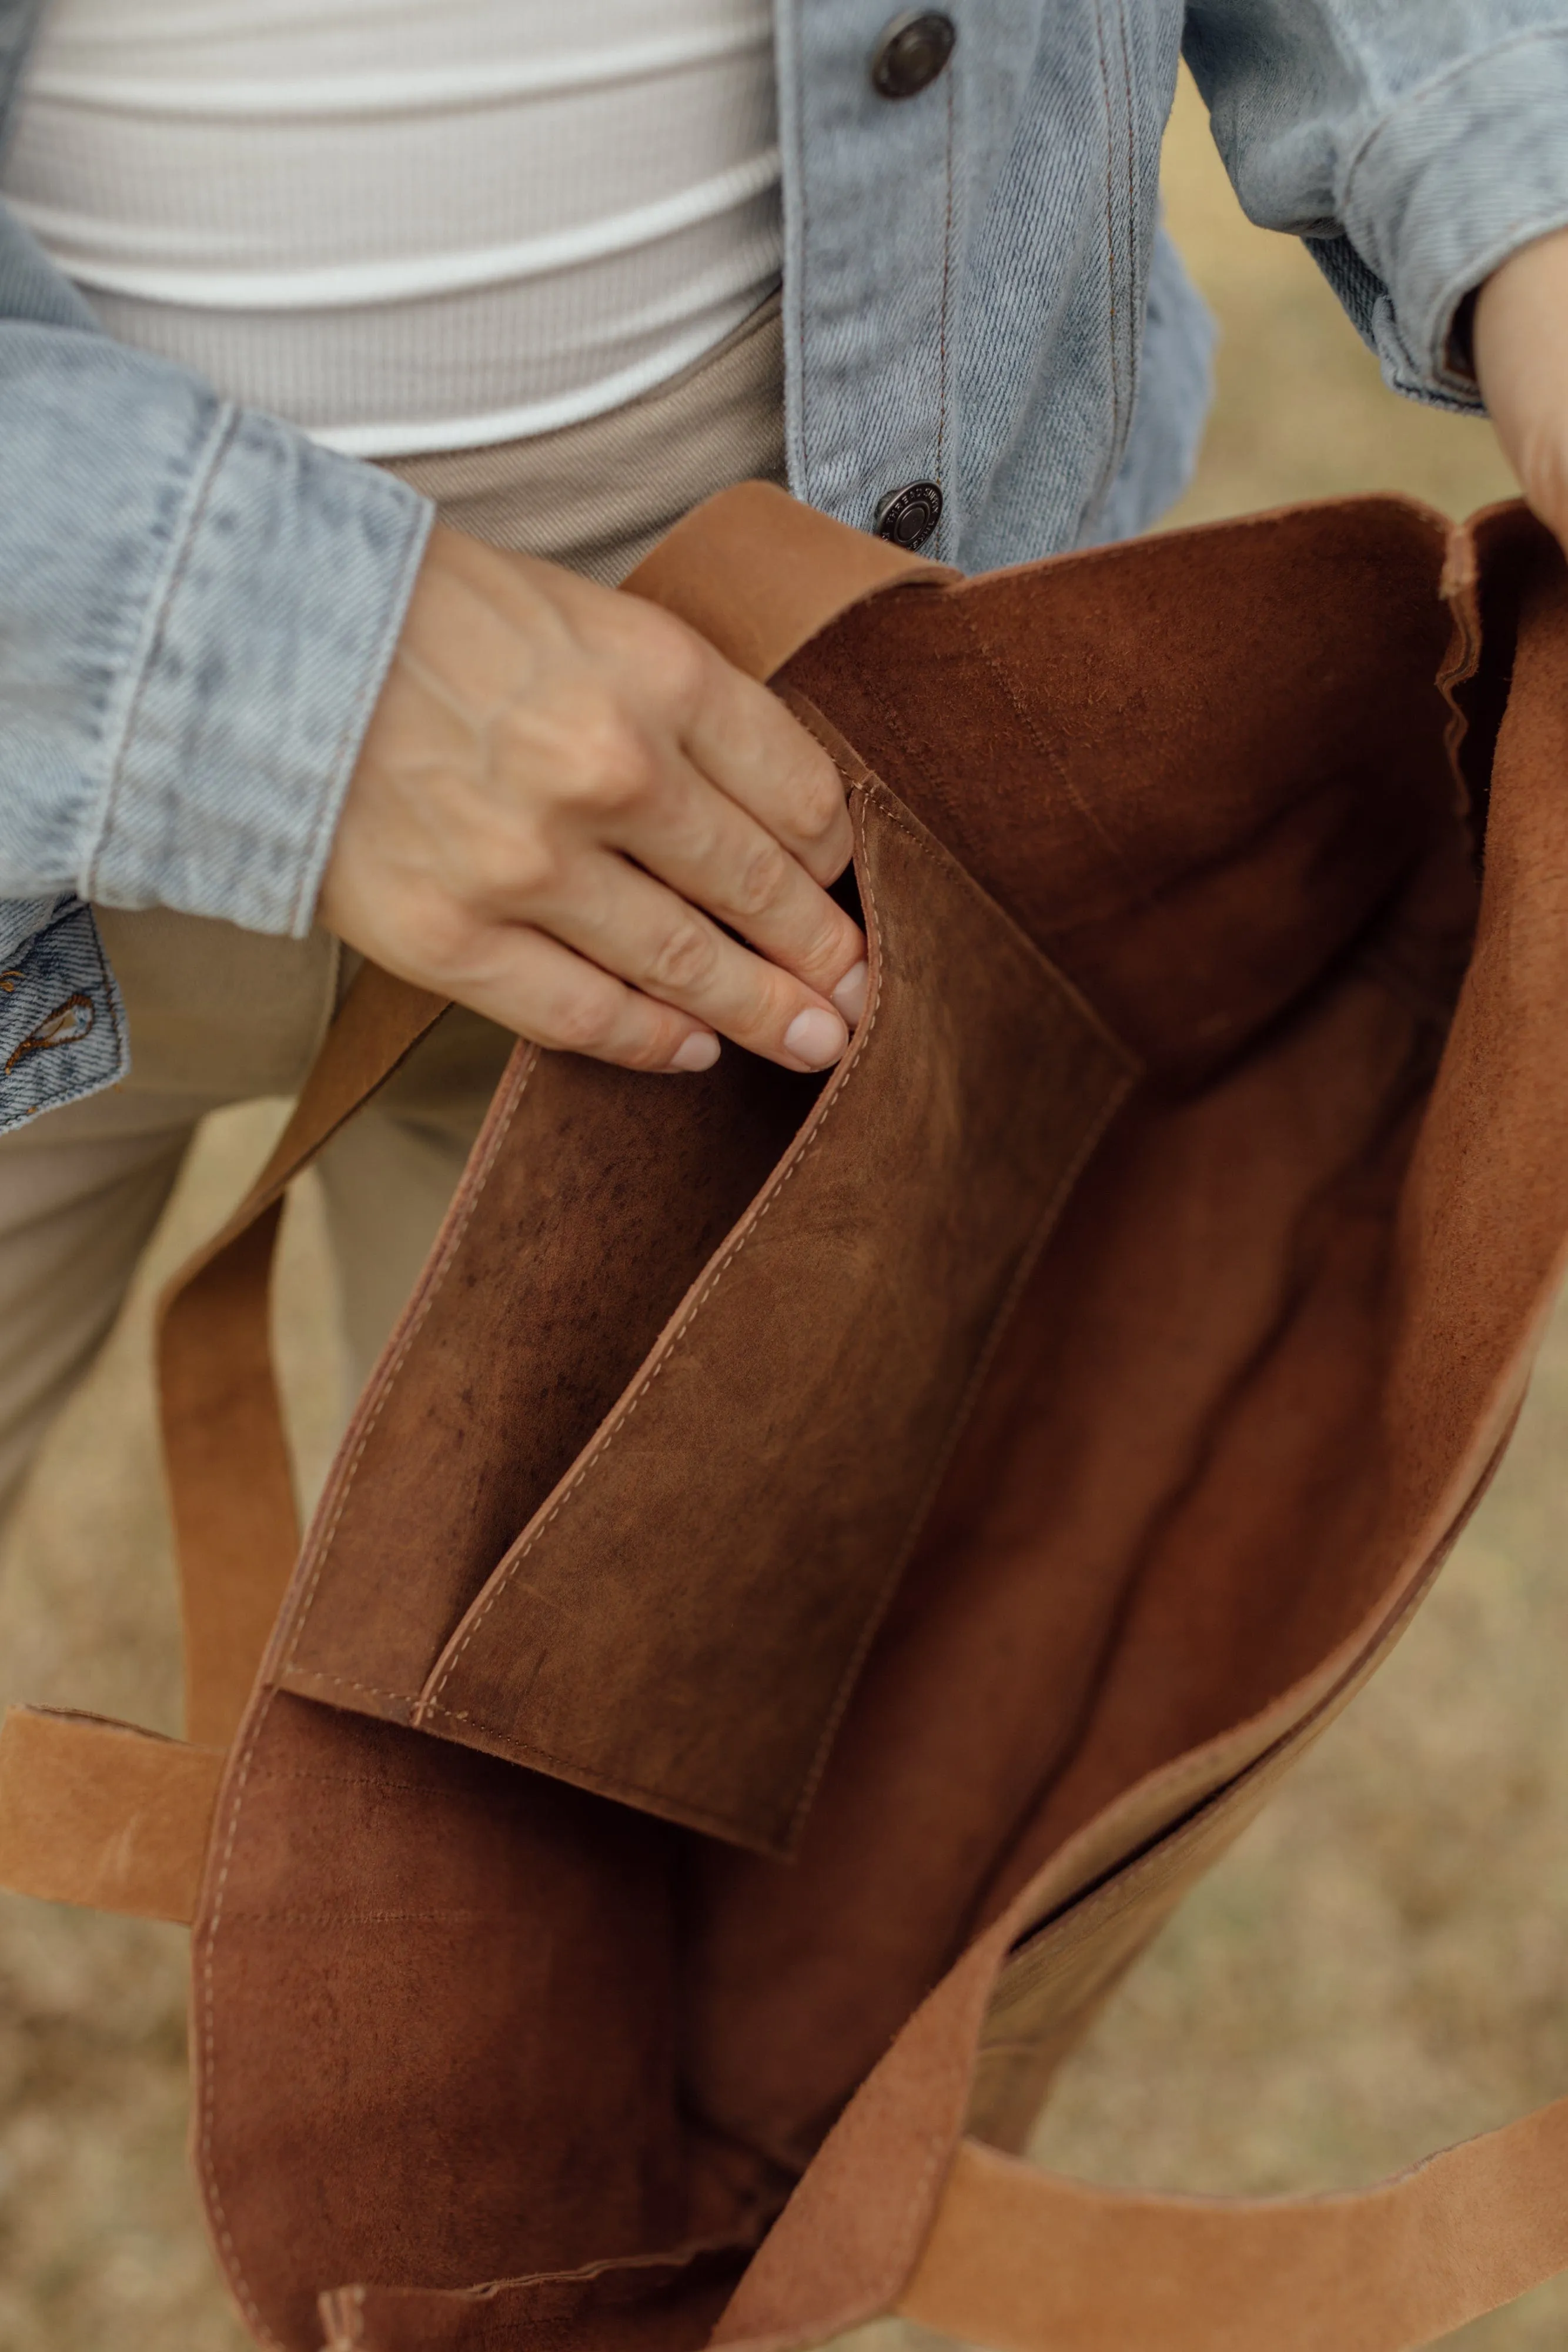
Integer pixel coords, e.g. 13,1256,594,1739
297,780,1136,1853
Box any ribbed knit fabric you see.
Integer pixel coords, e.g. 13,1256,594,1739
0,0,784,456
380,291,785,583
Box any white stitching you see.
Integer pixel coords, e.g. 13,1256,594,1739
200,1053,538,2342
282,1668,418,1707
281,1048,538,1671
781,803,1136,1843
197,1700,281,2347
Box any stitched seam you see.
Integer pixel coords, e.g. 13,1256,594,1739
194,1066,538,2345
788,1085,1135,1841
935,71,954,540
85,404,242,903
220,1909,503,1926
248,1768,536,1811
288,493,433,934
1339,26,1568,238
1119,2,1139,442
791,1,814,503
783,694,1133,1060
280,1048,537,1671
830,653,982,861
281,1667,417,1706
198,1695,282,2350
419,810,888,1719
83,905,126,1072
376,1700,790,1845
782,907,1139,1842
778,694,872,790
1093,5,1123,478
951,596,1143,894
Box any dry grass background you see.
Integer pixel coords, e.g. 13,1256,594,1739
0,66,1562,2352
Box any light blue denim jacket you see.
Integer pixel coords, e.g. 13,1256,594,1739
3,0,1568,1127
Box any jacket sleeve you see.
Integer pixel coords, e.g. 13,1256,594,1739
0,209,432,938
1182,0,1568,409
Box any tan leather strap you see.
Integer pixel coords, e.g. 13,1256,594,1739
899,2124,1568,2352
0,1706,224,1923
622,479,954,677
160,962,447,1745
0,966,447,1918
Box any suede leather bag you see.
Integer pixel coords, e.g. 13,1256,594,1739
6,482,1568,2351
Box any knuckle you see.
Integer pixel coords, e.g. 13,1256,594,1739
396,906,473,984
487,830,563,904
544,984,621,1056
634,613,708,718
792,763,848,844
577,718,662,816
727,834,794,923
645,917,719,997
800,910,856,978
726,954,791,1037
618,1025,686,1073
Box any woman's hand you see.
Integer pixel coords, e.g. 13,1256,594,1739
1475,225,1568,552
319,523,868,1075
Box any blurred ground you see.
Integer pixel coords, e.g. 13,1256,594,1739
0,64,1559,2352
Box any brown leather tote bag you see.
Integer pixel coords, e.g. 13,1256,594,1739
5,482,1568,2352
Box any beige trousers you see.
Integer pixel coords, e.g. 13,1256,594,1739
0,297,785,1514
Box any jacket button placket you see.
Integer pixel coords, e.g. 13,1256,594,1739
867,15,955,549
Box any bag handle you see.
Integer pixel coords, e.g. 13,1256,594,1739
0,961,446,1909
898,2116,1568,2352
623,478,954,675
158,961,448,1743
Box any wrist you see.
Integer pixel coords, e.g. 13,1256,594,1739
1475,225,1568,548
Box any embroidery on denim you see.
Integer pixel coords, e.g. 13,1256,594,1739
0,897,128,1132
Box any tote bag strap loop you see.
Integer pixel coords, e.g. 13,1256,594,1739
622,479,955,676
899,2120,1568,2352
158,963,447,1746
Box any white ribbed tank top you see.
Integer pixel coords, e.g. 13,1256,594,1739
1,0,784,456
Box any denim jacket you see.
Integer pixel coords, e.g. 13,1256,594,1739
2,0,1568,1127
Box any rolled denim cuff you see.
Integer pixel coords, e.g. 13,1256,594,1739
0,896,128,1133
84,405,432,938
1340,26,1568,409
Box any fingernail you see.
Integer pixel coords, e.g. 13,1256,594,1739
830,959,869,1028
667,1032,720,1073
783,1007,848,1068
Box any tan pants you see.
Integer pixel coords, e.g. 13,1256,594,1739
0,297,785,1515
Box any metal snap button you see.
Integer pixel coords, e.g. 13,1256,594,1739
874,481,944,549
870,11,957,99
